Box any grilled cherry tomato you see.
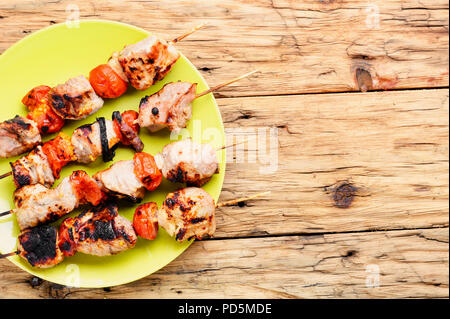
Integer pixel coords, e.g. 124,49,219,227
89,64,128,98
112,110,140,146
69,170,106,206
121,110,140,133
41,133,75,179
133,152,162,192
22,85,65,134
22,85,51,111
133,202,159,240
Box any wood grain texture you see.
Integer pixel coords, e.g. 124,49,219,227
214,89,449,238
0,0,448,299
0,0,448,96
0,228,447,298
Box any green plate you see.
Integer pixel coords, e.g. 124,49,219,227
0,20,225,288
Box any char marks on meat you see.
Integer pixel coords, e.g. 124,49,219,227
118,36,180,90
138,82,196,133
49,76,104,120
0,116,41,158
158,187,216,242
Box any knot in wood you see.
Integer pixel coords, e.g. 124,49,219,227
333,183,356,208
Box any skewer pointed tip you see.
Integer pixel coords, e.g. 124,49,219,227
0,171,12,180
195,70,260,99
171,22,208,44
0,251,19,259
0,210,12,217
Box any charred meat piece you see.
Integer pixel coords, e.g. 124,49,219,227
58,217,77,257
71,118,120,163
158,187,216,242
93,160,146,202
118,36,180,90
138,82,196,133
154,139,219,187
17,204,136,268
0,116,41,158
17,225,64,268
13,170,104,230
10,145,54,189
49,76,104,120
68,202,137,256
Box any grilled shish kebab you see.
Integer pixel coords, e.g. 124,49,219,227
0,202,137,268
0,110,142,188
0,151,163,227
0,138,232,225
134,187,271,242
137,70,257,134
0,24,205,158
0,139,217,225
0,70,252,183
94,139,220,203
0,189,269,268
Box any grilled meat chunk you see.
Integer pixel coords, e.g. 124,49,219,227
154,139,219,187
138,82,196,133
158,187,216,242
0,116,41,158
17,224,64,268
93,160,146,202
68,203,137,256
13,177,78,230
13,170,104,230
71,119,120,163
50,76,104,120
118,36,179,90
107,52,129,83
10,145,55,189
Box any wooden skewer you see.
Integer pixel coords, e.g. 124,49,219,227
0,171,12,179
195,70,259,99
0,251,18,259
216,191,271,208
170,22,207,44
0,210,12,217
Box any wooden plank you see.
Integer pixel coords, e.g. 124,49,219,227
0,228,447,298
213,88,449,238
0,0,448,96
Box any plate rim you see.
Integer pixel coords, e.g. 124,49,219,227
0,19,226,288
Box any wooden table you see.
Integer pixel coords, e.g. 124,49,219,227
0,0,448,299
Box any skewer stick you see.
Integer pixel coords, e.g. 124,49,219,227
0,210,12,217
195,70,259,99
216,191,271,208
170,23,208,44
0,251,18,259
0,171,11,179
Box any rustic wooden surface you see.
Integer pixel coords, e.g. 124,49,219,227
0,0,448,299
